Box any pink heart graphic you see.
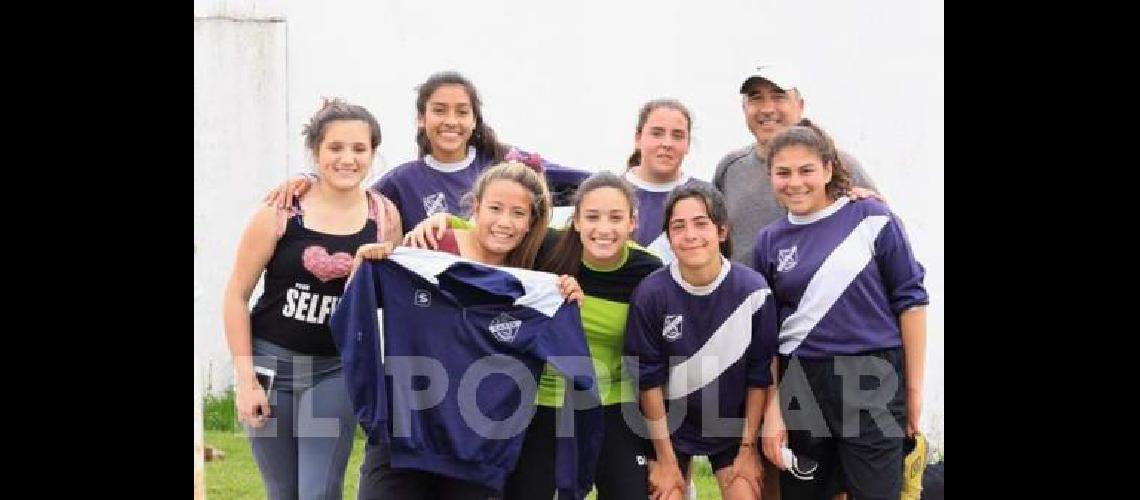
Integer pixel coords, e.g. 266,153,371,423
302,246,354,282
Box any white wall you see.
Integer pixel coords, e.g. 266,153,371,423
195,0,944,452
194,0,288,392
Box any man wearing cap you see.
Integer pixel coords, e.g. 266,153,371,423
713,64,879,266
714,65,880,500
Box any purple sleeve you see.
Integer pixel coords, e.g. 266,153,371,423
542,159,591,184
751,230,773,278
535,154,591,207
746,289,778,387
370,171,397,201
371,171,417,233
531,307,603,500
623,284,668,389
874,214,929,314
329,261,390,446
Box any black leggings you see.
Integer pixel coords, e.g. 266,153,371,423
504,403,649,499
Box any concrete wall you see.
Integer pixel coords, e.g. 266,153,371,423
194,0,288,393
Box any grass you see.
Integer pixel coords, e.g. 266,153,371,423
685,457,727,500
205,429,366,500
202,391,722,499
203,389,238,432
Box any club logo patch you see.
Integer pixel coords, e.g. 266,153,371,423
423,192,448,216
489,313,522,343
663,314,683,342
777,246,799,272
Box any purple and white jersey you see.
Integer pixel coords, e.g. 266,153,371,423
752,197,928,359
622,171,715,264
623,258,777,457
373,146,590,232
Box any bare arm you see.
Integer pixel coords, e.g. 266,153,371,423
899,306,927,437
726,386,769,495
641,387,687,500
222,205,281,426
402,212,454,249
379,194,403,245
761,359,788,469
741,387,768,448
263,174,316,209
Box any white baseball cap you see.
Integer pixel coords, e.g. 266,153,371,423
739,64,805,97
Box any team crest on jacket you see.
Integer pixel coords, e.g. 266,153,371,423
423,192,448,216
777,246,799,272
489,313,522,343
663,314,683,342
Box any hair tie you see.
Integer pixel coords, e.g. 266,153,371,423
505,148,544,174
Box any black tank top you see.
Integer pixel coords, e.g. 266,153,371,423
250,193,386,355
